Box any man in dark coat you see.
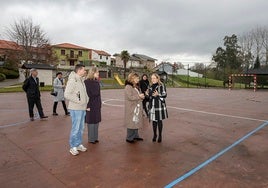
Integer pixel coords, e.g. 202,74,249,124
22,68,48,121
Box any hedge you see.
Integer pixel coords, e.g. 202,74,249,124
0,73,6,81
0,68,19,79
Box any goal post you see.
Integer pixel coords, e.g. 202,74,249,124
228,74,257,92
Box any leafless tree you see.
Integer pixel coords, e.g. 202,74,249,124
176,62,184,69
239,31,254,69
191,63,205,74
239,26,268,68
251,26,265,62
260,27,268,66
5,17,54,65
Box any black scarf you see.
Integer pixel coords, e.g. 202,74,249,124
151,83,158,92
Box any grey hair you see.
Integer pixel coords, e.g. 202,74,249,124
30,68,37,73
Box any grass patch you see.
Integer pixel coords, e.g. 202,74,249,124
170,75,246,88
0,85,53,93
0,79,124,93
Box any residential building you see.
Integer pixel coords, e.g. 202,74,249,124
0,39,52,65
132,54,156,69
0,40,20,65
52,43,90,69
21,63,56,86
89,49,111,66
110,57,116,66
113,53,156,69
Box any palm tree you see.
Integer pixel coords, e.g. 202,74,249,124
120,50,130,79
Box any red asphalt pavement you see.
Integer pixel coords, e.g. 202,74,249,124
0,88,267,188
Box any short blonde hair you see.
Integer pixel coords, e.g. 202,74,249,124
86,66,99,80
127,72,139,86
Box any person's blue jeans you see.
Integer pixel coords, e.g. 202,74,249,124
69,110,86,148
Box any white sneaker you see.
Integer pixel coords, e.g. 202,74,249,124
70,147,79,156
77,144,87,152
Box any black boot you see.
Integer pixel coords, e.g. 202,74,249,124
157,121,163,143
152,121,157,142
53,102,58,116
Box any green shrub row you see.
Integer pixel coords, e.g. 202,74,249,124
0,67,19,79
0,73,6,81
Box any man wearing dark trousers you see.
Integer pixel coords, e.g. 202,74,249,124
22,68,48,121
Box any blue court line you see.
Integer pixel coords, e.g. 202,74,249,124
164,121,268,188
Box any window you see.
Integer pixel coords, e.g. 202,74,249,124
78,51,82,57
70,50,74,58
106,56,108,60
61,50,65,55
100,55,102,59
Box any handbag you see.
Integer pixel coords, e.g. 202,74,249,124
132,104,140,124
50,89,57,96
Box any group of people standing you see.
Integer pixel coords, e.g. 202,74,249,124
22,64,168,156
124,73,168,144
22,65,101,156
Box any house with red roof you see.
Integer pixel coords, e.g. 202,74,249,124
0,39,52,66
52,43,90,69
52,43,111,69
0,40,22,65
89,49,111,66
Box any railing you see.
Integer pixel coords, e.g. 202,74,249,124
65,54,78,59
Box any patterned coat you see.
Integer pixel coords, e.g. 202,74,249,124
124,84,143,129
148,83,168,121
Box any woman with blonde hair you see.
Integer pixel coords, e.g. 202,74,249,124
84,66,102,144
124,72,145,143
147,73,168,143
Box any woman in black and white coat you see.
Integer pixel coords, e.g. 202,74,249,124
147,73,168,143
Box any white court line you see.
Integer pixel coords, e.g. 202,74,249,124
168,106,266,122
102,99,266,122
102,99,124,107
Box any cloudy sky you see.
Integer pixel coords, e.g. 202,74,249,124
1,0,268,65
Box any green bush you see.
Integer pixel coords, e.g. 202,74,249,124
0,67,19,79
0,73,6,81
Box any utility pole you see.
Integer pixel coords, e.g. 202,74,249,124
187,64,189,88
205,64,207,88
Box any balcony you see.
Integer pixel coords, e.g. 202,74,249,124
65,54,78,60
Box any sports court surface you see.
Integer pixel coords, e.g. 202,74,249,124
0,88,267,188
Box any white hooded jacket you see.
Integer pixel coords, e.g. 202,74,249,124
64,71,89,110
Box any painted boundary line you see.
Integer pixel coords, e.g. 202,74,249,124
0,119,30,128
102,99,266,122
0,112,39,128
164,121,268,188
102,99,268,186
168,106,266,122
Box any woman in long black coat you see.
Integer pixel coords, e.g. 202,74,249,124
139,74,149,117
147,73,168,143
84,67,102,144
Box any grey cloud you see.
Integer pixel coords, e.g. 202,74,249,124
1,0,268,63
